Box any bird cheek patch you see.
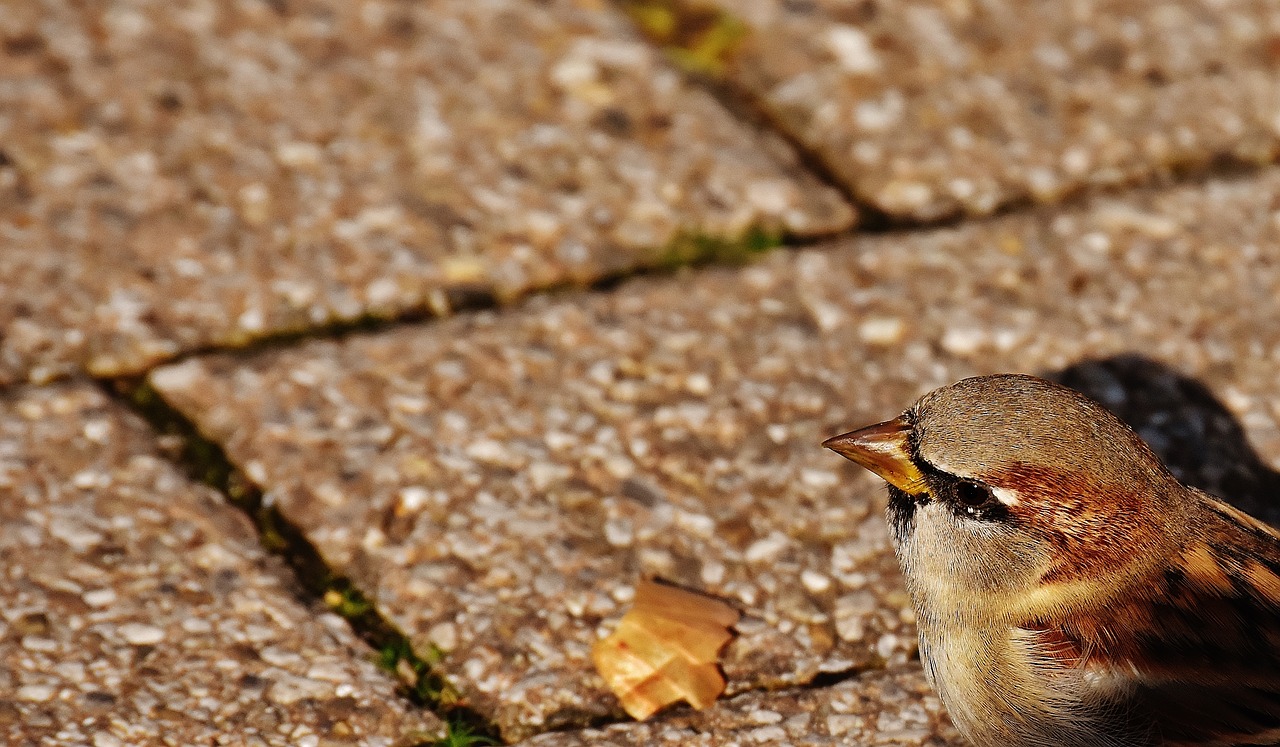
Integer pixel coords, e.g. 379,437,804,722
592,578,740,720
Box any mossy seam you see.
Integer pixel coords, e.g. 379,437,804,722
107,377,500,746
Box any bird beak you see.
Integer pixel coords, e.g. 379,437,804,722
823,417,927,495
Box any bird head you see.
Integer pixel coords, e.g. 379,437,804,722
825,374,1183,623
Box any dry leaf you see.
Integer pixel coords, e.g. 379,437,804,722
592,578,740,720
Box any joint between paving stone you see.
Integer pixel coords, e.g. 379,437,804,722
608,0,974,237
618,0,748,80
613,0,1280,235
799,661,887,692
100,377,503,747
614,0,869,223
80,225,814,398
611,0,1001,231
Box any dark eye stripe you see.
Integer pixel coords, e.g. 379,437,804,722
913,457,1012,523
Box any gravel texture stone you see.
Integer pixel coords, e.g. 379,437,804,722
694,0,1280,220
521,665,960,746
151,168,1280,740
0,383,440,746
0,0,851,387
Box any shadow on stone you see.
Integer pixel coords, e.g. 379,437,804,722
1048,354,1280,526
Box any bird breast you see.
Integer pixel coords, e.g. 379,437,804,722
916,621,1149,747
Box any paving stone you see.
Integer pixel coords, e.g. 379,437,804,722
0,383,440,746
0,0,851,387
521,665,962,746
688,0,1280,220
150,168,1280,740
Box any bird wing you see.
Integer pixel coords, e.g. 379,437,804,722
1050,501,1280,746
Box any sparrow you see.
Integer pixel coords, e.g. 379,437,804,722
823,374,1280,747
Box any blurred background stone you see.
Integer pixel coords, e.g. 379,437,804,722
667,0,1280,220
0,0,850,386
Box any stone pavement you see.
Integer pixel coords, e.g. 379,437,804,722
4,1,1280,745
0,0,850,386
0,384,442,745
669,0,1280,220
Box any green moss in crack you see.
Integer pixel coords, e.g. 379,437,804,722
431,722,499,747
376,640,499,746
621,0,747,78
377,637,458,707
122,379,246,499
326,585,375,619
654,225,782,270
252,502,292,554
624,0,677,38
106,378,501,743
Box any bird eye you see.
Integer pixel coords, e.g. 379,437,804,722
956,481,994,507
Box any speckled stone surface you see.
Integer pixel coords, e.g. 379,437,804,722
0,383,440,746
151,168,1280,739
521,665,961,746
0,0,851,387
698,0,1280,220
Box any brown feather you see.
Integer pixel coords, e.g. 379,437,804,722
1034,491,1280,745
